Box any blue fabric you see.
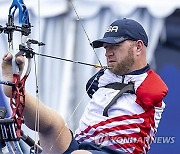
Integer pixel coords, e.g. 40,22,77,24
79,142,124,154
86,69,105,98
63,130,79,154
64,132,124,154
92,18,148,48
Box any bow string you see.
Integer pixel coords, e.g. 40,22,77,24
47,0,109,152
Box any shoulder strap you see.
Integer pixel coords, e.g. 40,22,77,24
105,82,133,91
103,82,135,117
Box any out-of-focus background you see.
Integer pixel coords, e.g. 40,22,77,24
0,0,179,153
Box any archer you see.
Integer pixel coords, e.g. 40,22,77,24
1,18,168,154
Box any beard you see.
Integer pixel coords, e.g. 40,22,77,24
109,47,135,76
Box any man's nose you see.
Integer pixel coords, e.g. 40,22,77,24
105,49,114,57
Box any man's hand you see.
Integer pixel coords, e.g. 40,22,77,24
1,53,25,97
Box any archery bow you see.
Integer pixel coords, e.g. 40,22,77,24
0,0,109,153
0,0,43,153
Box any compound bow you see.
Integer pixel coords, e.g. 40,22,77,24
0,0,43,153
0,0,109,153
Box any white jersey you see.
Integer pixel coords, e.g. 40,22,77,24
75,65,168,154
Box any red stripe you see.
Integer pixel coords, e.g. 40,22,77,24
76,113,149,137
76,112,153,153
77,115,151,143
108,131,151,153
104,117,151,153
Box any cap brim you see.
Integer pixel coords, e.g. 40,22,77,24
91,37,128,48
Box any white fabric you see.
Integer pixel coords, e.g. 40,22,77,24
75,69,166,153
0,0,180,19
73,0,180,18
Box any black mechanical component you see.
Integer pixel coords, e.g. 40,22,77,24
27,39,45,46
0,108,8,150
19,44,34,58
0,15,31,42
0,25,4,34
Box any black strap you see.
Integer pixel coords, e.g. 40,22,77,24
105,82,133,91
103,82,135,117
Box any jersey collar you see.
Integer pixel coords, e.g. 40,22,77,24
127,64,150,75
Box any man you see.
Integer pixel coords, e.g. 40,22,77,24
1,18,168,154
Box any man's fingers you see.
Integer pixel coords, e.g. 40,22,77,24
16,55,25,70
2,53,25,74
16,55,25,65
16,55,25,74
2,53,25,64
2,53,13,64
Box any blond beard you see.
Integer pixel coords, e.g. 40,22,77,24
110,47,135,76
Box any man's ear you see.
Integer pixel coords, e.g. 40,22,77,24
136,40,144,55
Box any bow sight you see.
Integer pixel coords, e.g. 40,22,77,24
0,15,44,59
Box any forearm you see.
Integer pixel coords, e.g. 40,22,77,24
24,92,72,153
23,91,63,132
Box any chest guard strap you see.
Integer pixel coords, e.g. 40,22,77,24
103,82,135,117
